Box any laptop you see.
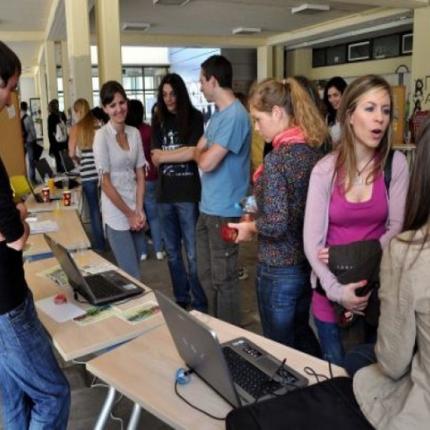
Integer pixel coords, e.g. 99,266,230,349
59,149,79,176
154,291,308,408
35,158,79,190
44,234,145,306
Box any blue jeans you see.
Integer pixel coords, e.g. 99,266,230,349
256,263,321,358
159,202,207,311
106,225,146,280
81,179,106,251
144,181,163,253
345,343,376,377
314,318,344,366
196,213,239,324
0,292,70,430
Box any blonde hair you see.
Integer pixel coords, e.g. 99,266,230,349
73,98,95,150
336,75,393,190
248,77,328,148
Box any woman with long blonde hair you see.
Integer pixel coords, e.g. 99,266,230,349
304,75,409,366
68,98,106,251
229,77,327,356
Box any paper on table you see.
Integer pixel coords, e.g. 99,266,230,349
28,220,59,234
36,296,85,323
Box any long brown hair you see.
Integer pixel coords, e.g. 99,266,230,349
248,77,328,148
336,75,393,190
73,98,95,150
399,118,430,261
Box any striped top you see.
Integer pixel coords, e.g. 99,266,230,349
78,149,98,182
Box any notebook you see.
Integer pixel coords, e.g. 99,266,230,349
35,158,79,189
44,234,145,306
154,291,308,408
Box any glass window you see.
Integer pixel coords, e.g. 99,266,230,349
373,35,400,59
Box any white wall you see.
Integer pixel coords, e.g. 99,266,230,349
19,77,37,105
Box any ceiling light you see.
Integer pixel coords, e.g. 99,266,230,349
153,0,191,5
122,22,152,32
291,3,330,15
232,27,262,35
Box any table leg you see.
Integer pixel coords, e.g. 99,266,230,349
127,403,141,430
94,386,117,430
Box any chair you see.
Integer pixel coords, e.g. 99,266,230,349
9,175,32,202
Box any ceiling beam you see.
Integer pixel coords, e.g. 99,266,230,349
332,0,428,6
0,32,44,42
266,7,412,46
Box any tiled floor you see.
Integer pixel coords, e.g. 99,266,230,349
1,236,261,429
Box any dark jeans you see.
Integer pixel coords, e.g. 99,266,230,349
345,343,376,377
196,213,240,325
0,292,70,429
314,318,345,367
159,202,207,311
144,181,163,253
256,262,321,358
81,179,105,251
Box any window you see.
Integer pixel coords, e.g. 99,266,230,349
312,48,326,67
402,33,413,54
348,41,370,62
326,45,346,66
373,34,400,59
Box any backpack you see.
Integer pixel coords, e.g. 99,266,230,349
55,119,68,143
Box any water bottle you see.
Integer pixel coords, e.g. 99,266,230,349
236,195,257,222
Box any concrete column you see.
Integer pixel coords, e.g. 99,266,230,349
36,64,49,150
273,45,285,80
95,0,122,84
411,6,430,112
45,41,58,101
61,41,71,113
257,46,273,81
64,0,93,105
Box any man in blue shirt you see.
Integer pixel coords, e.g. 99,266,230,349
195,55,251,325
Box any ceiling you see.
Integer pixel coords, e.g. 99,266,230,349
0,0,428,75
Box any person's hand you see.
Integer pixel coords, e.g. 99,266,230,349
136,210,147,231
16,202,28,221
150,149,163,167
340,281,371,314
228,221,256,243
128,212,144,231
318,247,329,264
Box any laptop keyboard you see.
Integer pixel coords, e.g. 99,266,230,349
87,275,122,299
222,346,285,399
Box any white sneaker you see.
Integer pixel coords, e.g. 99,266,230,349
156,251,164,260
140,253,148,261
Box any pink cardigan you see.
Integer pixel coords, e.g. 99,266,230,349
303,151,409,304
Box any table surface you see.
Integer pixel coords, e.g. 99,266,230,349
24,209,91,260
87,311,346,430
24,250,162,361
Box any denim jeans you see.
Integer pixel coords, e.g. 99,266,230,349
144,181,163,253
106,225,146,280
159,202,207,311
81,179,106,251
0,292,70,430
196,213,239,324
314,318,345,366
344,343,376,377
256,262,321,358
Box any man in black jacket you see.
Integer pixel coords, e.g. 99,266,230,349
0,41,70,429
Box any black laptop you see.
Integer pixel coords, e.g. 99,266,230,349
35,158,79,189
154,291,308,408
44,234,145,306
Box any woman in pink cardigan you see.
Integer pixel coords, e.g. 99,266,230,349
303,75,409,366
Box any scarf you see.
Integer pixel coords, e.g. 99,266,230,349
252,126,306,183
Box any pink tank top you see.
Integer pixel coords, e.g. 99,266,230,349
312,173,388,322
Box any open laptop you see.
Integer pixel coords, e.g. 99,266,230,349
35,158,79,190
59,149,79,176
44,234,145,306
154,291,308,408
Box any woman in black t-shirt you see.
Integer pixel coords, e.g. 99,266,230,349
151,73,207,312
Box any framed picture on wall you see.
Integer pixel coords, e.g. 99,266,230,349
29,97,43,138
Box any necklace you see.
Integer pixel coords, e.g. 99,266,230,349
354,155,374,186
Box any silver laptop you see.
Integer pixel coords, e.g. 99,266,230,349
44,234,145,306
154,291,308,408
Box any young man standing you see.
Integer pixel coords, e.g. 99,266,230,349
0,41,70,429
20,100,40,183
195,55,251,325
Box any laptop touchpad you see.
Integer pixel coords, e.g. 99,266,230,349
256,356,279,373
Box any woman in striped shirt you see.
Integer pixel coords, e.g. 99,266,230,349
68,98,106,251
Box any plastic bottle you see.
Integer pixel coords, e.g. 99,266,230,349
236,195,258,222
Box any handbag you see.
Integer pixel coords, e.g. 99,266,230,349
55,120,68,143
328,240,382,327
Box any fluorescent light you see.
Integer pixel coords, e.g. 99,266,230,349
153,0,191,5
122,22,152,32
232,27,262,35
291,3,330,15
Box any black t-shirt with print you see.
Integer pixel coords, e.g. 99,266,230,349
151,108,203,203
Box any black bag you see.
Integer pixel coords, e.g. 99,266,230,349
328,240,382,327
226,377,374,430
